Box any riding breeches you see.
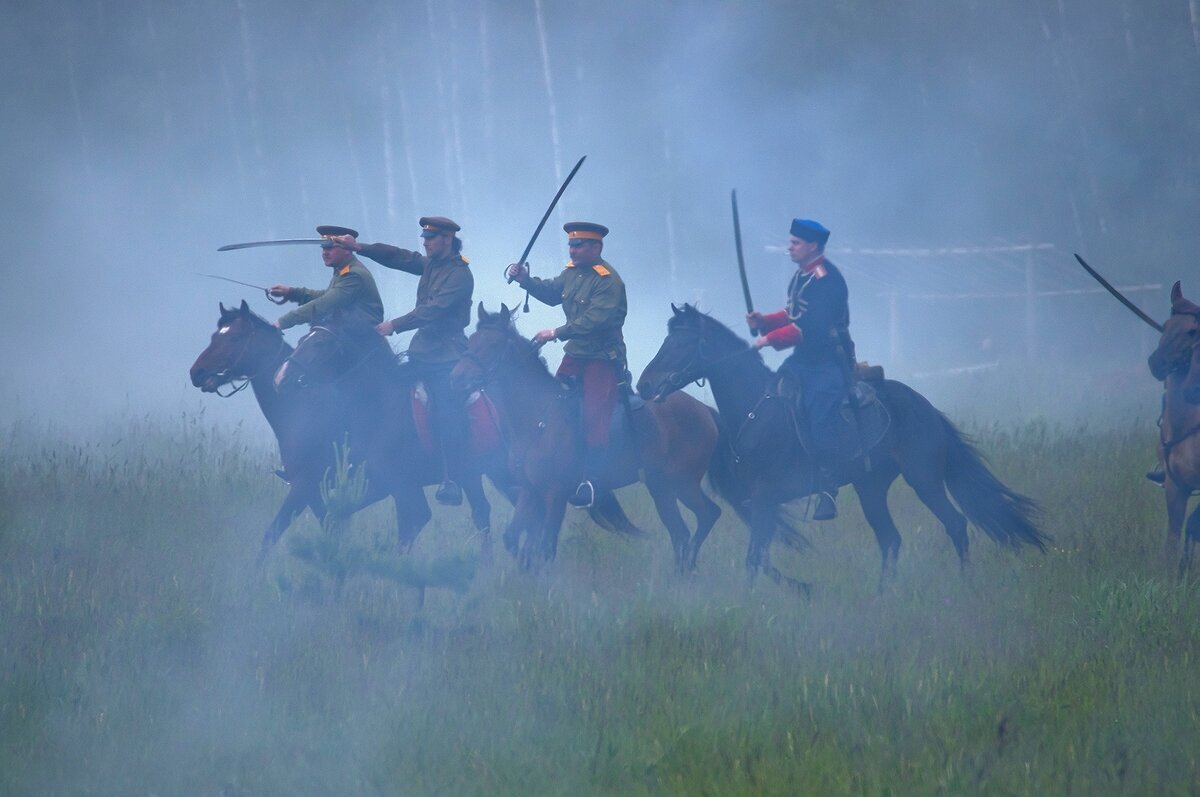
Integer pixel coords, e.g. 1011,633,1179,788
780,359,847,463
404,359,467,474
556,354,622,448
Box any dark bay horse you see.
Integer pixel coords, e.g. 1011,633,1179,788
638,304,1047,590
1147,281,1200,574
450,304,730,572
273,319,520,553
190,301,361,560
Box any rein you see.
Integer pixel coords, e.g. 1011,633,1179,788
286,326,389,389
662,335,760,394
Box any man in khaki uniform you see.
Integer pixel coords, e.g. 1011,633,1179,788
330,217,473,506
506,221,627,507
269,225,384,331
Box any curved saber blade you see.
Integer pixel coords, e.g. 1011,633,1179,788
508,155,587,284
194,273,287,304
1073,254,1164,333
218,238,327,252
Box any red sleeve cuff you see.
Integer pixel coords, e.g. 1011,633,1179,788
759,310,789,332
765,323,802,349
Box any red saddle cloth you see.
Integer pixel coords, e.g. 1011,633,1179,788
410,385,501,456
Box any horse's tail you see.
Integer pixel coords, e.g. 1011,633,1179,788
940,413,1049,552
704,407,808,550
587,489,647,537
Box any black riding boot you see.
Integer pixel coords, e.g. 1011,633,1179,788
813,466,840,521
1146,468,1166,487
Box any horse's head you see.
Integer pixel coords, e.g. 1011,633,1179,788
190,300,288,395
274,319,387,393
638,304,749,401
1148,283,1200,400
451,302,528,393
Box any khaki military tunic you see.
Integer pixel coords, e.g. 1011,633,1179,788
358,244,473,365
276,259,384,331
523,260,627,365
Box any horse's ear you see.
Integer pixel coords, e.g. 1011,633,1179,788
670,303,681,316
219,302,228,315
477,301,487,321
1172,281,1183,305
240,299,251,313
499,302,511,317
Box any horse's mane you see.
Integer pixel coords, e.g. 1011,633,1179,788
477,307,552,376
668,303,770,370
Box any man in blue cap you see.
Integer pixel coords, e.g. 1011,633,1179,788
746,218,854,521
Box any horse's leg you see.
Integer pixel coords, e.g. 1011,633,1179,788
461,471,493,561
257,481,317,565
505,488,537,560
1165,478,1188,565
394,481,432,553
673,476,722,572
852,466,903,592
540,488,570,564
644,470,693,574
745,491,778,587
906,471,971,572
1179,499,1200,579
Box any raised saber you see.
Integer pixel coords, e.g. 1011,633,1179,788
217,238,327,252
1073,253,1163,333
731,189,757,334
508,156,587,311
195,272,287,304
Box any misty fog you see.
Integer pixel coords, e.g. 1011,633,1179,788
2,0,1195,433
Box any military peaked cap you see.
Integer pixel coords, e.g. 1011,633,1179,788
316,224,359,238
790,218,830,246
563,221,609,241
419,216,461,238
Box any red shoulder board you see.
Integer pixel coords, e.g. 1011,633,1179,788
811,264,827,279
592,264,611,276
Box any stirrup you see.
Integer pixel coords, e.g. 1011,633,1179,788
1146,469,1166,487
813,491,838,521
569,480,595,509
435,480,463,506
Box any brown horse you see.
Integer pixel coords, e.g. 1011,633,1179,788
638,304,1048,592
1147,281,1200,574
450,303,730,572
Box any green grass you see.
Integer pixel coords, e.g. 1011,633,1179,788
2,412,1199,795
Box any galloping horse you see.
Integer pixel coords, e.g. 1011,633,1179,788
273,319,518,552
450,304,731,572
1147,281,1200,574
638,304,1047,590
190,301,361,560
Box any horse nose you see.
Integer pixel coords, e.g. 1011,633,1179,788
636,378,652,399
190,367,208,387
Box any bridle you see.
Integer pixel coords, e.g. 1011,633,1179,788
457,326,544,389
657,326,757,397
210,318,289,398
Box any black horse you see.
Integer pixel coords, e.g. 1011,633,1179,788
273,319,519,554
638,304,1047,590
190,302,364,561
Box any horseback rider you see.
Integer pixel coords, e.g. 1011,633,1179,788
269,225,385,332
506,222,628,509
746,218,854,521
329,217,473,506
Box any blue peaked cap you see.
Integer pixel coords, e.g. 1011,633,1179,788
790,218,830,246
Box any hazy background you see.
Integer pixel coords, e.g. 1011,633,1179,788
3,0,1196,433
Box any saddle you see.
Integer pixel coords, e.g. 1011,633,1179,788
410,383,502,456
780,362,891,466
